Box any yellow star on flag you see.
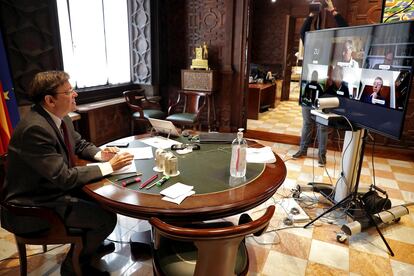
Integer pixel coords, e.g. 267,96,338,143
3,90,9,100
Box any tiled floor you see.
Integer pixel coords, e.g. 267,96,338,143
247,82,302,136
1,142,414,275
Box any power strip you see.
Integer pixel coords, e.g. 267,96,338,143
278,198,310,223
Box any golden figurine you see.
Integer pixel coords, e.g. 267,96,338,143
191,42,209,70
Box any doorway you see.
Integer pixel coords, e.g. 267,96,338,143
246,3,306,142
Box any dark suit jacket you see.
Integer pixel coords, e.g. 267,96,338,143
1,104,103,234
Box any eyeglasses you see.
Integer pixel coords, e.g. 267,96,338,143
55,88,76,96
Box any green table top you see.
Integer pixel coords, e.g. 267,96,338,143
107,137,265,195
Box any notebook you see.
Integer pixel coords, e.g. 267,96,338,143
198,132,236,144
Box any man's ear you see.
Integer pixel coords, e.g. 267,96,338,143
43,95,56,108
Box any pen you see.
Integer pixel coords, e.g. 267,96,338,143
121,177,141,187
139,174,158,189
115,172,143,182
146,175,170,189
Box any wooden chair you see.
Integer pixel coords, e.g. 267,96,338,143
123,89,166,134
149,205,275,276
166,90,207,130
0,154,83,276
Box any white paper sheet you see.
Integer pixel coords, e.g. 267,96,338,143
160,182,194,199
162,190,195,204
140,136,181,149
86,162,137,175
246,146,276,163
119,147,153,159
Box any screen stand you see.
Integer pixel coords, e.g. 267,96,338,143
304,128,395,256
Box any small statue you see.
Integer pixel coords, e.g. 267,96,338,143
202,42,208,59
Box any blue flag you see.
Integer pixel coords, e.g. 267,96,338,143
0,28,20,128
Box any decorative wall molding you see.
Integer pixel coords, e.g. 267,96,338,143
129,0,152,84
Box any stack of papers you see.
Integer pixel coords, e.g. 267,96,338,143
141,137,181,149
160,183,195,204
246,146,276,163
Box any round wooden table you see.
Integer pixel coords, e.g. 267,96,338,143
82,135,287,222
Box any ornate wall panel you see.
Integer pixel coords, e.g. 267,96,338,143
185,0,226,70
250,0,290,67
129,0,152,84
0,0,62,104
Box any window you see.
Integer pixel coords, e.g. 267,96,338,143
56,0,130,88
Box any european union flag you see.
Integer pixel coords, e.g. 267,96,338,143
0,28,20,128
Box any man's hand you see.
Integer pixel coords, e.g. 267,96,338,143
101,147,119,161
109,152,134,171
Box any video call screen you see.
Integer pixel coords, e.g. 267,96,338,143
300,20,414,139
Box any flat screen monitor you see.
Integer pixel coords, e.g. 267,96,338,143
299,20,414,139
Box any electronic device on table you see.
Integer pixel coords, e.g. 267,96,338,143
148,118,180,138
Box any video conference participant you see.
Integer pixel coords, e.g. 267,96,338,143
293,0,348,166
325,65,350,98
302,70,325,106
360,76,388,107
338,40,360,69
372,49,396,71
1,71,134,275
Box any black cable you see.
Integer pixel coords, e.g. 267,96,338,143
383,0,414,23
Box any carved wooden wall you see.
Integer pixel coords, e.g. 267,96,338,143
161,0,248,131
0,0,62,105
250,0,290,67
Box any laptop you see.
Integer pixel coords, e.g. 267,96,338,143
198,132,236,144
148,118,180,138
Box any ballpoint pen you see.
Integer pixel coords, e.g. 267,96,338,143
122,177,141,187
115,172,143,182
146,175,170,189
139,174,159,189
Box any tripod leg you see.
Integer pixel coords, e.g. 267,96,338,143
304,193,353,228
358,199,395,256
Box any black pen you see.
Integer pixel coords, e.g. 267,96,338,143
115,172,143,182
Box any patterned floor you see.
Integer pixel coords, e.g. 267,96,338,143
1,141,414,275
247,82,303,136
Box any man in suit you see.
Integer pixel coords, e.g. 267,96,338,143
360,77,388,107
1,71,134,275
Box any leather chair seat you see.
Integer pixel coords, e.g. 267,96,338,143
132,109,166,120
154,239,248,276
166,113,197,124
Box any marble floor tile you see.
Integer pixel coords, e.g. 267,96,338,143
308,239,349,271
262,250,308,276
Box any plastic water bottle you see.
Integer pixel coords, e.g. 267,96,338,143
230,128,247,177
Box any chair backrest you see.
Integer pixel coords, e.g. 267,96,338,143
168,90,207,116
150,205,275,276
123,89,146,111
